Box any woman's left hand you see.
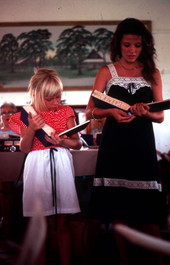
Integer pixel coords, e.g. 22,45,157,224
130,103,149,116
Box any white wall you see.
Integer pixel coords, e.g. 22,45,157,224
0,0,170,152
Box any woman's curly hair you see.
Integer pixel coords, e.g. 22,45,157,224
110,18,157,84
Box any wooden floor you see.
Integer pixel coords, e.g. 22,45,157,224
0,219,170,265
1,175,170,265
0,225,116,265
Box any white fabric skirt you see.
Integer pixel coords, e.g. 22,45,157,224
23,147,80,216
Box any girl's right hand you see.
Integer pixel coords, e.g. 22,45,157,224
28,112,45,131
110,108,135,123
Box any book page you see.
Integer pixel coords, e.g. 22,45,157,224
92,90,130,111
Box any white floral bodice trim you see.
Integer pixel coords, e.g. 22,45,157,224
106,64,151,95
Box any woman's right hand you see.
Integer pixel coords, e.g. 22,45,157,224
110,108,135,123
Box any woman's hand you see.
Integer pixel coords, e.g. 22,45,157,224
110,108,135,123
129,103,149,117
28,112,45,131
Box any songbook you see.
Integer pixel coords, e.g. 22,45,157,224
92,90,130,111
21,106,55,147
21,106,91,146
58,120,91,137
148,99,170,112
92,90,170,112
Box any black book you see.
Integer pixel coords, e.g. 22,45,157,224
21,106,90,146
21,106,54,147
148,99,170,112
92,90,130,111
92,90,170,112
58,120,91,137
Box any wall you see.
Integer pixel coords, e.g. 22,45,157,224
0,0,170,152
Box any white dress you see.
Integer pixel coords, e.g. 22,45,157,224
23,147,80,216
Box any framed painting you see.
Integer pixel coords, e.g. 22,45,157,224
0,20,151,92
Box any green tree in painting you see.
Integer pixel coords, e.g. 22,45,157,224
92,28,114,63
0,33,19,72
56,25,92,75
17,29,54,67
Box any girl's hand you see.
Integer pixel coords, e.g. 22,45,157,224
28,112,45,131
45,131,82,150
130,103,149,117
45,132,65,145
110,108,135,123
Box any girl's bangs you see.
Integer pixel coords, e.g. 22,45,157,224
44,82,62,98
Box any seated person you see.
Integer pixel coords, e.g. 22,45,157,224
0,102,18,136
161,150,170,162
0,102,19,235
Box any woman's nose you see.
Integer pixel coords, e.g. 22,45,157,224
129,45,136,53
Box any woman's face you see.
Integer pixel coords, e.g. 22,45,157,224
44,93,62,111
1,106,16,127
120,34,142,63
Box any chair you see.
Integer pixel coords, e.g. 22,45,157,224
80,134,93,146
113,223,170,265
16,200,47,265
96,133,102,146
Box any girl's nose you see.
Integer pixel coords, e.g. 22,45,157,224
52,98,60,103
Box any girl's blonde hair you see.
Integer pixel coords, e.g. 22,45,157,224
28,68,63,112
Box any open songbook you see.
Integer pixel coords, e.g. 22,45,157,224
92,90,170,112
21,105,91,147
21,106,55,147
147,100,170,112
58,120,90,137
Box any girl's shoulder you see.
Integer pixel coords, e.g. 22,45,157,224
58,104,75,117
58,104,74,112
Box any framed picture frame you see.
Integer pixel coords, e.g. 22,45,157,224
0,20,151,92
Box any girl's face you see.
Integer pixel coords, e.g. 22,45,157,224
44,93,62,111
120,34,142,63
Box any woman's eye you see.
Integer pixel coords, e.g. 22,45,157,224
123,43,142,48
135,44,142,48
124,43,130,47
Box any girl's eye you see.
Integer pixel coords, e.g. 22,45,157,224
45,97,53,101
45,96,61,101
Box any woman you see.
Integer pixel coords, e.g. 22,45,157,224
0,102,18,135
86,18,165,265
0,102,18,236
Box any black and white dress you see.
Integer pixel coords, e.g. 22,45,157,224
90,64,165,224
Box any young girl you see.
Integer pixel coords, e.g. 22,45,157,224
9,68,82,265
